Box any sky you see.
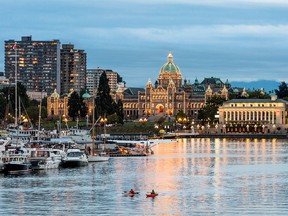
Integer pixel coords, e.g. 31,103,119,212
1,0,288,88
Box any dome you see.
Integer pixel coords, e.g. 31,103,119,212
51,89,59,98
82,92,91,99
159,51,180,74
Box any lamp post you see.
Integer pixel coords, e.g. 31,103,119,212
100,116,108,145
262,125,265,133
246,124,249,133
273,124,276,134
223,124,226,134
254,124,257,133
63,115,69,130
215,123,218,134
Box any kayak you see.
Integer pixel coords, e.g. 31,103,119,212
123,191,140,196
146,193,158,198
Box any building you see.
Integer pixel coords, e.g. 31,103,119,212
47,89,69,117
5,36,61,94
116,52,229,121
60,44,86,94
86,69,118,94
218,95,287,134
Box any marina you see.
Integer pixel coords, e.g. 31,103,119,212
0,138,288,215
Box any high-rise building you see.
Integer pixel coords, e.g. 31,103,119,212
60,44,86,94
86,69,118,94
4,36,60,94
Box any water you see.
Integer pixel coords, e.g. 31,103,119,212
1,138,288,215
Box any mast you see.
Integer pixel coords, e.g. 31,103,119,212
37,91,43,140
91,89,95,156
14,42,19,147
14,42,18,127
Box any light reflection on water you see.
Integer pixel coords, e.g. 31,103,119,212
1,138,288,215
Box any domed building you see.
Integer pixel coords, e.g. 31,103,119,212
116,52,229,120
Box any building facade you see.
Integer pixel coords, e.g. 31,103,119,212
86,69,118,94
5,36,61,94
218,96,287,133
60,44,86,94
116,52,229,120
47,89,69,117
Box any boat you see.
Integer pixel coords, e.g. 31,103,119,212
61,149,88,168
2,44,32,175
146,193,158,198
123,191,140,197
29,148,65,170
87,152,109,162
87,90,110,162
3,153,32,174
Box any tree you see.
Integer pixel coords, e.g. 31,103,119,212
116,99,124,124
198,95,226,123
275,82,288,99
68,91,81,121
95,72,116,117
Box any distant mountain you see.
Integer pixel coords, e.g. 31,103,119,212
230,80,280,93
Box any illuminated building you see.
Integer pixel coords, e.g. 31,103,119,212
60,44,86,94
5,36,60,94
116,52,229,120
218,95,287,133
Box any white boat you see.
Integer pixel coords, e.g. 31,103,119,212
61,149,88,168
87,152,109,162
29,148,66,170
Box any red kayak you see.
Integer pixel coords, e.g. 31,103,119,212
146,193,158,198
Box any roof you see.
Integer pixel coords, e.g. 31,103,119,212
224,98,287,104
201,77,223,85
123,87,144,98
159,52,180,74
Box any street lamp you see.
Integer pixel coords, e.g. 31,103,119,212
139,117,147,125
254,124,257,132
246,124,249,133
262,125,265,133
273,124,276,133
223,124,226,134
100,116,108,144
63,115,69,130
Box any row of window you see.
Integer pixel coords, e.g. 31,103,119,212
230,103,277,107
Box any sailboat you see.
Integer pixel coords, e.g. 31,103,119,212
87,90,109,162
3,42,32,174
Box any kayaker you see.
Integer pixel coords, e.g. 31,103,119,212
151,189,155,194
129,189,135,194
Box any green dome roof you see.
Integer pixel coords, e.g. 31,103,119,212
82,92,91,99
51,89,59,98
160,52,180,74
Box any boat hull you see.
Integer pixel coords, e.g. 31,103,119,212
146,193,158,198
4,163,32,174
88,155,109,162
61,160,88,168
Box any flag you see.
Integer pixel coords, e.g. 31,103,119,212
13,43,17,50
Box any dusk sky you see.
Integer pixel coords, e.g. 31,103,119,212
1,0,288,87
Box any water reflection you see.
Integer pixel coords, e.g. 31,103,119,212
0,138,288,215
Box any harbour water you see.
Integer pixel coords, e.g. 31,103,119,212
1,138,288,215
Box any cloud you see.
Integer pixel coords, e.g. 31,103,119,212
109,0,288,7
79,24,288,45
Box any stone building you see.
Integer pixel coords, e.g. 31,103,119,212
47,89,69,117
218,95,287,133
116,52,229,120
